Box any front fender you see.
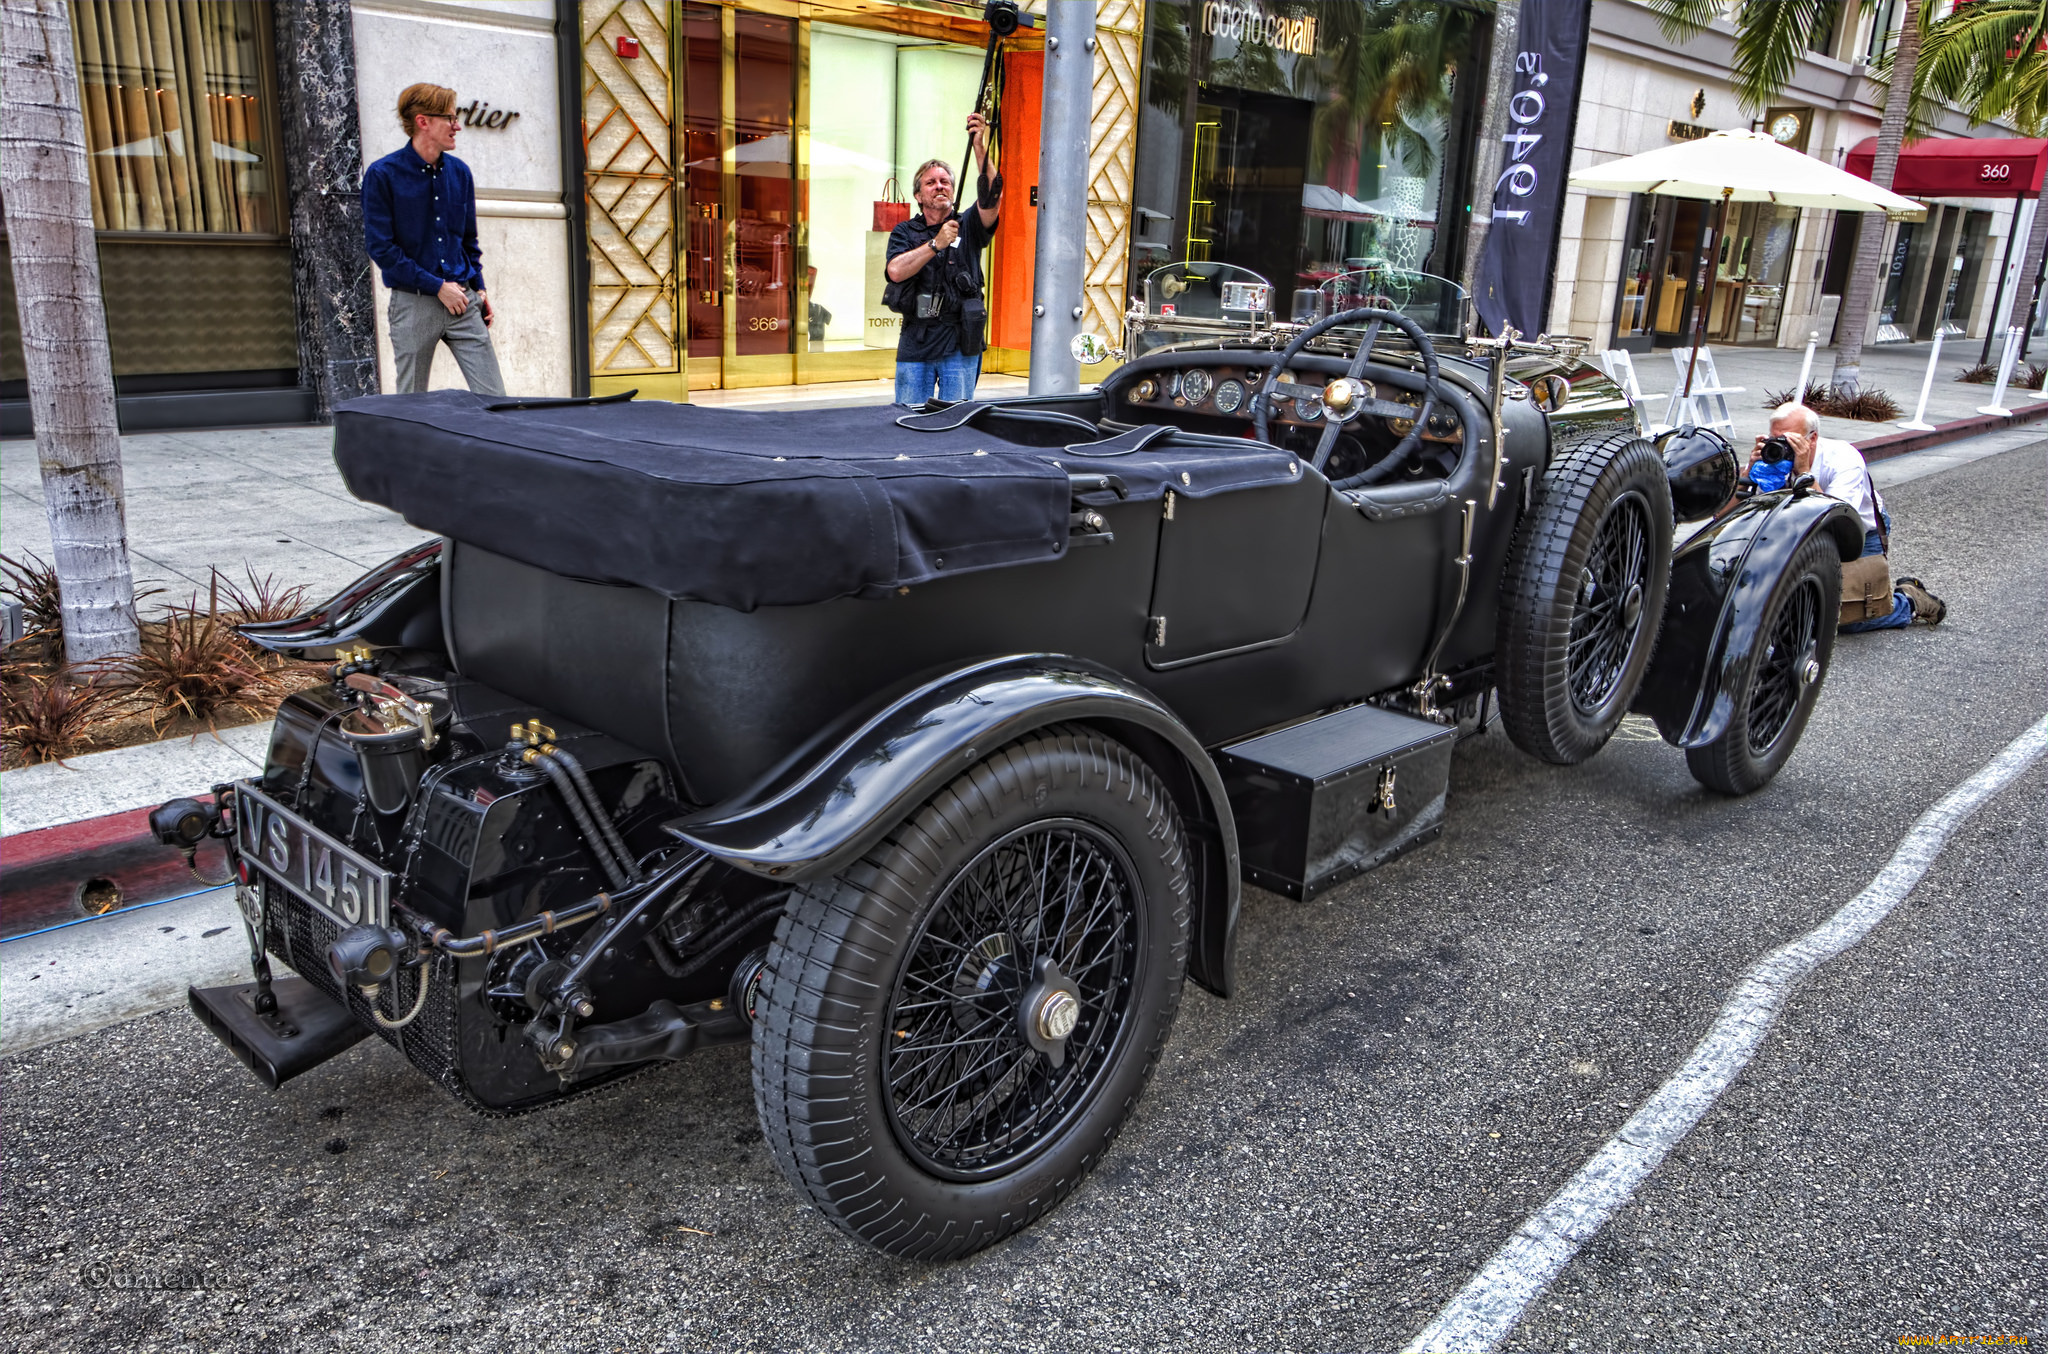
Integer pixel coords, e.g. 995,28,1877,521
235,540,444,659
1633,490,1862,748
672,654,1243,996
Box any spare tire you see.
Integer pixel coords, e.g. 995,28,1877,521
1497,431,1674,765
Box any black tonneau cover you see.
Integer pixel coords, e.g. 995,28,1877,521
334,391,1302,610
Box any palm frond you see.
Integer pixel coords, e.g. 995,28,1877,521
1642,0,1730,44
1729,0,1848,109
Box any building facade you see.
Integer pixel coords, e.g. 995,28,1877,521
1550,0,2032,359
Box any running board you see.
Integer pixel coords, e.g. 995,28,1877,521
189,977,372,1089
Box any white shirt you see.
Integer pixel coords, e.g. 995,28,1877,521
1809,436,1882,535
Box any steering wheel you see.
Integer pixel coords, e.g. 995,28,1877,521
1250,306,1445,490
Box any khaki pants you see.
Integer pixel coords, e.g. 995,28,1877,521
388,287,504,395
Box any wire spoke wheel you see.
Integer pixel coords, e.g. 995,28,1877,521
1496,433,1673,766
884,819,1140,1179
1746,575,1821,756
1567,491,1652,715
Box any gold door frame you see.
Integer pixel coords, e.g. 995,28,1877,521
585,1,1029,396
583,0,686,401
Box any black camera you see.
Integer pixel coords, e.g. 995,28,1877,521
1758,434,1796,462
984,1,1021,37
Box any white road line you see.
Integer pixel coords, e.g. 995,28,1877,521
1404,712,2048,1354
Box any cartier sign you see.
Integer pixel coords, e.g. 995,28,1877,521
454,99,520,131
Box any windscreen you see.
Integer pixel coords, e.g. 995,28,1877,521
1311,267,1468,340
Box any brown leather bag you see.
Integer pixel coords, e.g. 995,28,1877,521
1840,552,1891,624
1839,463,1891,625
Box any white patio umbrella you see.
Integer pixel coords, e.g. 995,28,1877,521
1569,129,1925,395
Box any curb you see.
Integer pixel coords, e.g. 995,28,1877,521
0,802,228,940
1,722,266,940
1853,392,2048,461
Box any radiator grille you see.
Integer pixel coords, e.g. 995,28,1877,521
271,886,463,1092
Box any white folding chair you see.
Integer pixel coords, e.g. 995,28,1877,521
1599,349,1672,435
1664,346,1745,435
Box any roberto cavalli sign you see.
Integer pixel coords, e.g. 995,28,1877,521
1473,0,1593,337
1200,1,1319,56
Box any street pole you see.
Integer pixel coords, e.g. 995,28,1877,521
1459,0,1523,310
1029,0,1095,395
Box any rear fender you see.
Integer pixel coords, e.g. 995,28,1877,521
670,655,1243,996
1633,490,1862,747
235,540,444,660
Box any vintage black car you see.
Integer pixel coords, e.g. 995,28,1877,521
156,290,1861,1262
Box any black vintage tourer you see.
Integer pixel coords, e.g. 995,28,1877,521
154,286,1861,1260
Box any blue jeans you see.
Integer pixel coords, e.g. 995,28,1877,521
1840,518,1912,632
895,351,981,406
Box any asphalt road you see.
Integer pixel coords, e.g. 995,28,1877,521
3,443,2042,1354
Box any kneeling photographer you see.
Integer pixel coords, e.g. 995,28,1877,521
885,112,1001,406
1749,401,1945,631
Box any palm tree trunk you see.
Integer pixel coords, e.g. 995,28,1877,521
2001,190,2048,359
1,0,139,665
1831,0,1923,394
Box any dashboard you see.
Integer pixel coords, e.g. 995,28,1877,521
1116,363,1466,443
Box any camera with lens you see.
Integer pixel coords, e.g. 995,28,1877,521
1748,433,1798,492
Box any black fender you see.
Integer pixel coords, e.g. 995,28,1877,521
235,539,444,659
671,654,1243,997
1633,488,1863,748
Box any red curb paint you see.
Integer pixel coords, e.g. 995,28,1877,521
1,801,227,940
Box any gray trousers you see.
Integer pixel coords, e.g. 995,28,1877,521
388,286,505,395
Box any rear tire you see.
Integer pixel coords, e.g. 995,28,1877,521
1685,530,1839,794
751,726,1190,1260
1497,432,1674,764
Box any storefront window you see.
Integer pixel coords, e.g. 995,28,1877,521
1132,0,1485,298
808,23,982,356
1707,202,1798,345
1611,195,1798,348
70,0,277,234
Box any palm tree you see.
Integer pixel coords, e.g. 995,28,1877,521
0,0,139,664
1912,0,2048,358
1648,0,1923,393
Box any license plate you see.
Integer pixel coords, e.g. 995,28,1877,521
235,783,393,930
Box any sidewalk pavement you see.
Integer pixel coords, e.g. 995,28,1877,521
1648,338,2048,448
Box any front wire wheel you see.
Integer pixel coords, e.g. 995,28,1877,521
1496,432,1675,765
1686,530,1840,794
1567,490,1654,715
751,726,1190,1260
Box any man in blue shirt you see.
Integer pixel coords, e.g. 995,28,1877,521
362,83,504,395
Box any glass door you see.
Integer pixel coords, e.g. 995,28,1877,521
679,4,797,389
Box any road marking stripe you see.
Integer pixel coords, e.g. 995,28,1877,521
1403,713,2048,1354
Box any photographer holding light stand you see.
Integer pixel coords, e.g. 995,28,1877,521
1749,402,1945,630
885,111,1001,406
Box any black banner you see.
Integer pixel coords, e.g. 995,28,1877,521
1472,0,1593,337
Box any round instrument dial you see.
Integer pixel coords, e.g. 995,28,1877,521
1212,378,1245,414
1295,394,1324,421
1130,377,1157,402
1179,368,1214,406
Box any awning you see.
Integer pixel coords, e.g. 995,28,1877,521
1843,135,2048,198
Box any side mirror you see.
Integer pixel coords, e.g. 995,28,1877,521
1070,333,1112,366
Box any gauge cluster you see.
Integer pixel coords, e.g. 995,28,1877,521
1120,365,1463,442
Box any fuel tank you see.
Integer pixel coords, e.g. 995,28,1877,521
247,673,775,1111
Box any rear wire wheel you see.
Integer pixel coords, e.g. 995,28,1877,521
750,726,1190,1260
1497,432,1674,764
1685,530,1840,794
